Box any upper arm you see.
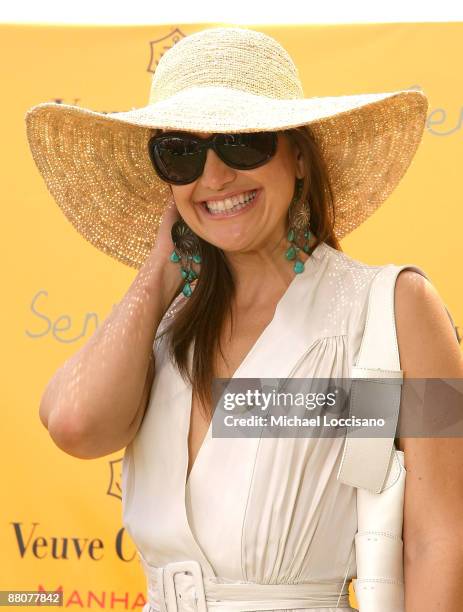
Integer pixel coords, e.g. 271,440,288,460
125,350,156,444
394,270,463,555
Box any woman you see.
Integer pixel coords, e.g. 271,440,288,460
26,27,463,612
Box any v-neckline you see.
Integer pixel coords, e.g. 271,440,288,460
184,242,326,489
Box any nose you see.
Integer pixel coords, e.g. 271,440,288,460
198,148,236,191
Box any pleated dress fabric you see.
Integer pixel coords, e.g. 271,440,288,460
121,241,398,611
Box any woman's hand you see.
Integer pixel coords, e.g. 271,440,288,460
144,195,201,312
152,194,182,259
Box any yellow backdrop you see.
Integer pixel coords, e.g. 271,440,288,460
2,21,462,610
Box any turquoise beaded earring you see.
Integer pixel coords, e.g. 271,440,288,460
285,177,311,274
170,220,201,298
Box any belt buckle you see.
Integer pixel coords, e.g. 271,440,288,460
162,560,208,612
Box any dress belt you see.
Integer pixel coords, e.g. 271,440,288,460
138,553,351,611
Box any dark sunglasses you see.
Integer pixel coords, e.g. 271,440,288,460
147,131,278,185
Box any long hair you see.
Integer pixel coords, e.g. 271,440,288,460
157,125,342,417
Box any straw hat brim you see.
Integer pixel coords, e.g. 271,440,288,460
24,87,428,268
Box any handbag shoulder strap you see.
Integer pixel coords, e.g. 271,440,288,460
336,262,456,493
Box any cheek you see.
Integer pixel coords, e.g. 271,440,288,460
171,187,196,216
261,148,295,186
259,166,295,208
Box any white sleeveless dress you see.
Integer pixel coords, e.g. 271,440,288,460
121,241,455,612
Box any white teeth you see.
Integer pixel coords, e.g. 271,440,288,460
205,190,257,214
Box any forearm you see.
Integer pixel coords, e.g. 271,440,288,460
41,254,178,444
404,538,463,611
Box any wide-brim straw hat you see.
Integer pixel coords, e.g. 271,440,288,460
25,26,428,269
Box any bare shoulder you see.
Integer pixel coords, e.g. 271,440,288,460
165,291,189,319
394,269,462,379
157,291,189,337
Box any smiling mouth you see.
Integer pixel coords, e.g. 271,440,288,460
202,189,259,216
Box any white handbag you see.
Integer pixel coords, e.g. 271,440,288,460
336,263,458,611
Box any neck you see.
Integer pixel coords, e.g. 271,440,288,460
223,231,318,310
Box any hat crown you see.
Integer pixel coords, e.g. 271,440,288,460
149,27,304,104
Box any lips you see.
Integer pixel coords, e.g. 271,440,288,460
200,188,257,206
199,188,262,219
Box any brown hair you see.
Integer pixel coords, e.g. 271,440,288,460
157,125,342,417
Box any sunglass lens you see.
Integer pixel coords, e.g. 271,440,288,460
216,133,276,168
151,136,202,183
